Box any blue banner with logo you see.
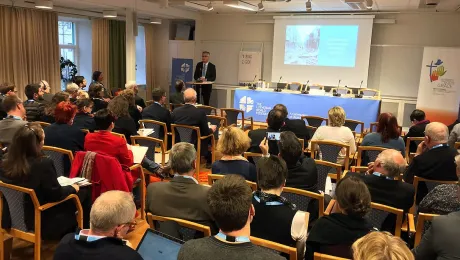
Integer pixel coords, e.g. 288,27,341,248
171,58,194,94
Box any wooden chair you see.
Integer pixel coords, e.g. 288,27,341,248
129,164,146,220
282,187,325,217
370,122,403,136
196,105,217,115
305,85,324,91
365,202,404,237
131,136,168,168
147,213,211,241
301,116,327,128
454,141,460,150
169,103,184,112
350,166,368,173
314,160,343,193
221,108,254,131
243,152,264,166
343,119,364,135
81,129,90,134
207,115,227,141
311,140,350,170
359,88,381,98
145,100,154,107
356,146,387,166
414,212,439,246
139,119,169,152
410,176,459,214
314,253,350,260
37,121,50,129
94,130,126,141
405,137,424,160
42,146,74,177
325,199,337,215
0,182,83,260
207,174,257,191
171,124,216,178
287,82,303,91
250,236,297,260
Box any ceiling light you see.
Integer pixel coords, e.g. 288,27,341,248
35,0,53,9
150,18,162,24
207,2,214,10
184,2,211,11
103,10,117,18
306,0,312,11
223,0,257,11
365,0,373,9
258,1,264,11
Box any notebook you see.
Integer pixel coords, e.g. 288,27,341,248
136,229,184,260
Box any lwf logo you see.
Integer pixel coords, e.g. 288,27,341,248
239,96,254,113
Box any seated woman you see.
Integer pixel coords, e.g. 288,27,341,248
309,106,356,165
108,95,137,144
120,89,142,131
41,92,70,123
88,82,108,114
211,126,256,182
169,80,185,105
361,113,405,165
352,232,414,260
0,123,81,240
73,99,96,132
306,176,374,260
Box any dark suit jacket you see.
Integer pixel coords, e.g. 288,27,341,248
44,123,85,153
135,95,146,109
286,155,318,192
91,98,108,114
0,94,6,119
248,128,279,155
113,116,137,144
73,113,96,132
128,105,142,130
194,62,216,82
403,120,430,153
172,104,211,137
142,102,172,133
281,118,311,148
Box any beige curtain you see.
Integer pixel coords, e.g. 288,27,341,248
91,19,110,90
144,24,156,100
0,6,60,98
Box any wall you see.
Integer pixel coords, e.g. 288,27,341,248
153,20,172,97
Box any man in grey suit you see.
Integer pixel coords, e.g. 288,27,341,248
146,142,216,233
0,95,27,146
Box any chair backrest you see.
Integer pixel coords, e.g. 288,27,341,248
356,146,387,166
169,103,184,112
301,116,327,128
42,146,74,177
350,166,368,173
81,129,90,134
309,85,324,91
414,212,439,246
455,142,460,150
370,122,378,132
207,174,257,191
288,82,302,91
131,136,166,166
314,159,342,193
171,124,201,177
250,236,297,260
196,105,217,115
405,137,424,158
311,140,350,170
360,88,380,98
410,176,458,214
147,213,211,241
37,121,50,129
207,115,227,141
306,125,318,137
243,152,264,166
343,119,364,134
140,119,168,141
282,187,325,217
365,202,404,237
314,253,350,260
221,108,243,128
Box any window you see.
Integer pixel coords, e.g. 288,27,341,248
58,21,77,64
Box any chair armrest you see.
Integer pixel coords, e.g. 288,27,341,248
200,133,215,140
129,164,142,171
408,213,415,233
343,170,349,177
324,199,336,215
39,194,81,211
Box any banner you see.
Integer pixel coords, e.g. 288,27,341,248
171,58,194,94
417,47,460,125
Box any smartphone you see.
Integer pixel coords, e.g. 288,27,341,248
266,132,281,141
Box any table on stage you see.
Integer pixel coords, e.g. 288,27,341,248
234,88,381,129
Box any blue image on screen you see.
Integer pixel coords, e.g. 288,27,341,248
137,232,183,260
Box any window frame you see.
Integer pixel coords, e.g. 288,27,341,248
58,20,79,68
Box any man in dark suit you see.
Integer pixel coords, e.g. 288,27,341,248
146,143,216,232
248,109,285,155
274,104,312,148
404,109,430,153
142,88,171,131
403,122,459,203
193,51,216,106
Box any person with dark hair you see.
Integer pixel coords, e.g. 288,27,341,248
73,99,96,132
251,156,308,259
361,113,405,165
404,109,430,153
0,82,16,120
23,83,46,122
305,176,374,260
108,95,137,143
248,109,286,155
88,82,108,113
0,123,81,240
142,88,172,136
92,71,110,98
170,80,185,104
41,92,70,124
193,51,217,106
0,95,27,146
274,104,312,147
73,76,87,90
178,174,284,260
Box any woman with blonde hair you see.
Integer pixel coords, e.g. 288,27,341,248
352,232,414,260
120,89,142,130
108,95,137,143
211,126,256,182
309,106,356,165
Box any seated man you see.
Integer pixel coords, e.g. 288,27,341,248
23,83,46,122
0,95,27,146
146,142,215,232
0,82,16,119
53,191,143,260
65,83,79,103
73,75,87,90
142,88,172,135
251,156,308,260
178,174,285,260
274,104,312,147
248,109,285,155
404,122,458,203
125,81,146,109
404,109,430,153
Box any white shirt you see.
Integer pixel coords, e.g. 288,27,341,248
202,62,209,77
291,211,309,259
309,125,357,165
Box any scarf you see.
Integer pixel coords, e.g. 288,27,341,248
80,151,96,181
254,190,296,210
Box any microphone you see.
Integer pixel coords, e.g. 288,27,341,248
248,75,258,90
275,76,283,92
302,80,310,94
359,80,363,89
333,79,342,97
355,80,364,98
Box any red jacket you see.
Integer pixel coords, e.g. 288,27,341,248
84,131,134,167
70,151,133,202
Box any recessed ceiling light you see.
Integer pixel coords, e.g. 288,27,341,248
103,10,117,18
207,2,214,11
150,18,162,24
35,0,53,9
223,0,257,11
365,0,373,9
258,1,264,11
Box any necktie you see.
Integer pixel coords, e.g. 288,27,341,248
202,63,207,77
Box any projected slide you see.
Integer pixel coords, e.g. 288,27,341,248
284,25,359,67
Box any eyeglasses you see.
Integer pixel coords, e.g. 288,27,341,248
121,220,137,232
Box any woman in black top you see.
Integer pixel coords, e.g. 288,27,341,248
120,89,142,130
92,71,111,98
169,80,185,104
73,99,96,132
0,123,80,240
108,95,137,144
88,82,108,114
41,92,70,123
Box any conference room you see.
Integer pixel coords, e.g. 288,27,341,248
1,0,460,259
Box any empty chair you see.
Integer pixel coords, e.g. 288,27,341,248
356,146,387,166
147,213,211,241
282,187,325,220
359,89,380,98
131,136,168,168
288,82,303,91
196,105,217,115
301,116,327,128
314,160,342,193
365,202,404,237
343,119,364,134
221,108,253,131
139,119,169,151
42,146,74,177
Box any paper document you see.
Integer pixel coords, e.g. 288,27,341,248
131,145,149,164
138,128,154,137
57,176,90,187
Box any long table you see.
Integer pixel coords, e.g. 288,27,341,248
233,88,381,128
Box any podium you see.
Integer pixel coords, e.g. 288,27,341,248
186,81,214,104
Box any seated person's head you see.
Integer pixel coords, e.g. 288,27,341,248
89,190,136,239
151,88,166,104
125,81,138,93
66,83,79,98
217,126,250,157
424,122,449,148
208,174,254,234
175,80,185,93
76,98,94,114
45,92,70,116
2,95,25,118
55,101,77,125
352,231,414,260
94,109,116,131
77,90,89,99
88,83,104,99
108,95,129,118
73,76,86,89
376,113,400,142
183,88,197,104
335,176,371,218
273,104,288,119
39,80,50,94
170,142,197,175
328,106,346,127
267,109,285,131
256,156,288,192
279,131,302,166
25,83,42,101
120,89,136,107
410,109,426,124
374,149,407,179
0,83,16,96
92,71,103,82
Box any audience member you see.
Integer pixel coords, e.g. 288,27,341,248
53,191,142,260
73,99,96,132
274,104,311,147
306,176,374,259
419,154,460,215
170,80,185,104
125,81,146,109
65,83,79,103
361,113,405,164
309,106,356,165
142,88,172,135
73,75,87,90
23,83,46,122
212,126,256,182
248,109,285,155
352,232,414,260
404,109,430,153
403,122,458,203
448,122,460,148
177,174,284,260
251,156,308,259
88,82,108,113
0,123,81,240
41,92,70,124
77,90,89,99
0,82,16,119
92,71,110,98
0,95,27,146
108,95,137,143
120,89,142,130
39,80,53,103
